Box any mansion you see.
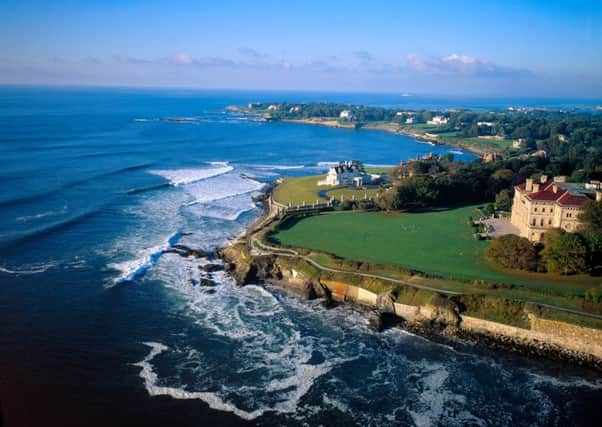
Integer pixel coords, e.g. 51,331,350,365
318,161,366,187
510,175,600,242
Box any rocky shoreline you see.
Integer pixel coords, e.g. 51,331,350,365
213,201,602,372
163,182,602,373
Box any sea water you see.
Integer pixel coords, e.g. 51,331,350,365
0,86,600,426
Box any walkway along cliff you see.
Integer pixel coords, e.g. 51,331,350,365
215,190,602,372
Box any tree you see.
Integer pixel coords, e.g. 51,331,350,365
540,229,588,275
583,230,602,272
495,189,512,211
579,200,602,232
485,234,538,271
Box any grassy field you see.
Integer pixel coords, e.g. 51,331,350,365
273,174,382,206
273,176,328,206
271,206,601,295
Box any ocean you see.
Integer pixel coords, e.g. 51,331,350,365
0,86,601,426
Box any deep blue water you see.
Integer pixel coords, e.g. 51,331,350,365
0,87,601,427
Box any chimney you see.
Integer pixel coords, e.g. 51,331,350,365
597,191,602,202
552,184,558,193
526,178,533,192
532,183,540,192
540,175,548,184
553,175,567,183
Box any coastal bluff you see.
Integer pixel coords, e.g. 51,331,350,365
218,242,602,371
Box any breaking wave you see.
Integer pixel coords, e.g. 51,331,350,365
149,164,233,186
0,260,59,275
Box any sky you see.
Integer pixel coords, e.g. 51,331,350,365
0,0,601,97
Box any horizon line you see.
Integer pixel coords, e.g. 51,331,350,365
1,82,601,102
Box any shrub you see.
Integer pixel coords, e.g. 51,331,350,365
540,229,588,275
485,234,538,271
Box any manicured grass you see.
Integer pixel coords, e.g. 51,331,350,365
273,174,383,206
273,175,329,206
271,206,601,295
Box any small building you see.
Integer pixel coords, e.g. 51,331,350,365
267,104,279,111
339,110,353,120
318,161,365,186
477,121,494,127
482,152,499,163
427,115,448,126
510,175,600,242
405,117,415,124
512,138,525,149
289,106,301,113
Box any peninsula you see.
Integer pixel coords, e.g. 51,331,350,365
218,104,602,369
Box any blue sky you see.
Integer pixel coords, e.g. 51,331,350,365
1,0,601,97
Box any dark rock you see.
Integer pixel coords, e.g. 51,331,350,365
368,311,384,332
368,311,399,332
376,291,396,314
200,263,224,273
163,244,208,258
223,262,235,272
199,278,217,287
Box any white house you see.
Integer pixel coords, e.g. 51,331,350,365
267,104,279,111
427,115,448,126
405,117,415,124
318,161,365,186
339,110,353,120
289,106,301,113
477,121,494,127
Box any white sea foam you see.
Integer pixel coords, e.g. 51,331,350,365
408,363,467,427
149,165,233,186
0,260,59,275
527,371,602,390
134,342,266,421
254,164,306,170
187,194,257,221
107,243,166,284
185,173,263,205
316,161,339,167
447,150,464,155
16,205,68,222
140,255,348,420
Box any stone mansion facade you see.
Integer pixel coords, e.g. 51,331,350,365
510,175,601,242
318,161,366,187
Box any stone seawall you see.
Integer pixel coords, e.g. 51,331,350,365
218,245,602,370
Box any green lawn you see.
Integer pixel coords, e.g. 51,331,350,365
271,206,600,295
273,176,328,206
273,174,383,206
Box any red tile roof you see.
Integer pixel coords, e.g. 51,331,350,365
516,180,593,206
556,192,592,207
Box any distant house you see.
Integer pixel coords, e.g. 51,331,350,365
482,152,499,163
339,110,353,120
318,161,365,186
405,117,415,124
288,106,301,113
512,138,525,149
267,104,279,111
477,121,494,127
427,115,448,126
531,150,547,158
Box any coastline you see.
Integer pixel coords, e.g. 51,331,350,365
215,186,602,373
274,117,487,156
